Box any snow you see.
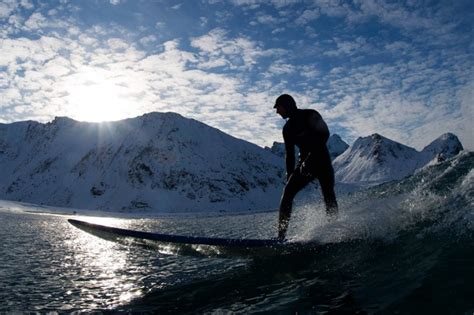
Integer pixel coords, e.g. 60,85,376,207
327,134,349,159
418,132,464,166
0,112,284,213
333,133,464,186
0,112,465,213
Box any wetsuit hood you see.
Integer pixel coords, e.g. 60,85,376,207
274,94,298,117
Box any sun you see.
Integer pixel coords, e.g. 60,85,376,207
66,70,137,122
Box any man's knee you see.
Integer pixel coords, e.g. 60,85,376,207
282,183,296,198
282,174,302,197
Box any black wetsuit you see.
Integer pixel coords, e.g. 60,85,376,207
278,108,338,239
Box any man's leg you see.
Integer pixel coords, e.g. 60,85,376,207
278,169,312,240
318,166,338,217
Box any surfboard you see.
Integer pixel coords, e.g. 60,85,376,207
68,219,296,257
68,219,282,247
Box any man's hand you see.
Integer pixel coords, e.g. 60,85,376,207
299,153,313,177
299,161,312,177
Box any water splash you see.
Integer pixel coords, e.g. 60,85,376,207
291,152,474,244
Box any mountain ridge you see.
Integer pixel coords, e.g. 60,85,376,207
0,112,284,213
333,132,464,185
0,112,465,212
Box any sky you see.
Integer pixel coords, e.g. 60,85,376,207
0,0,472,150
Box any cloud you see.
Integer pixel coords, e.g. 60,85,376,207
139,35,157,46
249,11,287,27
299,65,320,79
190,28,226,52
20,0,34,10
313,0,355,19
295,8,320,25
0,0,472,151
324,36,373,57
78,34,99,46
314,50,473,150
271,27,285,34
107,38,129,51
256,14,279,24
117,38,287,146
199,16,208,27
0,1,17,19
0,36,64,69
229,0,299,9
384,41,413,55
267,60,295,75
42,56,71,77
24,12,47,30
139,40,196,72
456,81,474,150
355,0,439,31
228,0,262,9
191,28,272,71
6,13,23,31
155,21,165,29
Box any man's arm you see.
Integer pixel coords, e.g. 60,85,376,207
284,132,295,181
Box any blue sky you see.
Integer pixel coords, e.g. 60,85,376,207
0,0,472,150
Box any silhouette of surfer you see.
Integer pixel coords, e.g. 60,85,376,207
274,94,338,241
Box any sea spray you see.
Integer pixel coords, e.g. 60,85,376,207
291,151,473,244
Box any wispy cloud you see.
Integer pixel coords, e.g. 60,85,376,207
295,8,320,25
0,0,472,150
190,28,275,71
0,1,18,19
319,51,473,148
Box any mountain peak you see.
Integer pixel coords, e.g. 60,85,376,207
51,116,78,124
139,111,184,121
0,112,284,213
334,132,465,185
424,133,462,149
420,132,463,165
327,134,349,159
334,134,419,185
371,133,383,140
350,134,417,162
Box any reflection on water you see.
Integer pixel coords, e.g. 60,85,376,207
1,213,139,311
65,218,143,308
0,210,251,312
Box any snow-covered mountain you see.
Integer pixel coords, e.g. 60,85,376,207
0,112,285,213
266,134,349,160
333,133,464,186
0,112,465,212
327,134,349,160
418,133,464,166
333,134,419,185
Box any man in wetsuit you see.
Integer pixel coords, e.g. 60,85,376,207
274,94,338,241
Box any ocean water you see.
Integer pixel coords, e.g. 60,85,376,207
0,152,473,313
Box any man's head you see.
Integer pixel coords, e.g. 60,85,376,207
274,94,297,119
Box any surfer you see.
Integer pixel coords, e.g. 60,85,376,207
274,94,338,241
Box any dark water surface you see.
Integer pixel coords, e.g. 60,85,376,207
1,153,473,313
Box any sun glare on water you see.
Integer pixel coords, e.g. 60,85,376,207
66,71,138,123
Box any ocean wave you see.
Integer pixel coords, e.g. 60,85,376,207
292,151,474,243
